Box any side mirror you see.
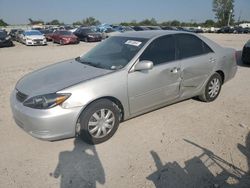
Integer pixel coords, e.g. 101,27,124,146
134,60,153,71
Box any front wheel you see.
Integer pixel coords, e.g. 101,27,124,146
199,73,222,102
78,99,120,144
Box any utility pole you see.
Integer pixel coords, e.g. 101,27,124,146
227,9,233,26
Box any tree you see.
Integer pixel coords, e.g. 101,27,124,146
203,19,216,27
212,0,234,26
0,19,8,26
170,20,180,26
139,18,158,26
81,17,100,26
46,19,64,25
72,21,82,26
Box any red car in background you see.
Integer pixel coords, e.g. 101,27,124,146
51,30,79,45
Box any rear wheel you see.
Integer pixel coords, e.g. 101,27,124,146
199,73,222,102
84,38,88,42
78,99,120,144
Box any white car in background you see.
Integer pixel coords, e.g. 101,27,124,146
21,30,47,46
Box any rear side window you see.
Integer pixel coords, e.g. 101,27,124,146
176,34,213,59
140,35,176,65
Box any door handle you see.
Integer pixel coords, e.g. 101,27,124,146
209,58,216,63
170,67,180,73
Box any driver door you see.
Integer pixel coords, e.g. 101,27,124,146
128,35,181,115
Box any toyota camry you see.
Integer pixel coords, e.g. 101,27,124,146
10,31,237,144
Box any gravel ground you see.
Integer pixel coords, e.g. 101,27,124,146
0,34,250,188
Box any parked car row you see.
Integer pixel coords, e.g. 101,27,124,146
0,29,13,47
217,26,250,34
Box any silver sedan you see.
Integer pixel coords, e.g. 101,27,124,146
10,31,237,144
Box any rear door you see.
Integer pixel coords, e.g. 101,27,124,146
175,34,215,96
128,35,181,115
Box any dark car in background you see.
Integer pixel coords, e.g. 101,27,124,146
51,30,79,45
242,40,250,64
161,26,178,30
217,26,234,33
0,30,13,47
74,27,102,42
9,29,18,40
133,26,150,31
40,29,54,41
15,29,24,43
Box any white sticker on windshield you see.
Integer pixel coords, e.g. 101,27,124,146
125,40,142,47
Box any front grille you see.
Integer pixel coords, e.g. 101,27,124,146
33,39,43,42
16,91,28,102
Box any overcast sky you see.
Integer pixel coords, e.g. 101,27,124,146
0,0,249,24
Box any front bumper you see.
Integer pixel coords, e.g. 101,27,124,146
87,37,102,42
62,38,79,45
10,90,83,141
26,39,47,46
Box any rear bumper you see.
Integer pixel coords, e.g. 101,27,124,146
10,90,83,141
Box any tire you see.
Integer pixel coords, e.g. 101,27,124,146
199,73,222,102
59,40,64,45
78,99,120,144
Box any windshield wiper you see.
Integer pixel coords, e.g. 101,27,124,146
75,57,105,69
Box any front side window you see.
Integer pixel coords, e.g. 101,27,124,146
140,35,176,65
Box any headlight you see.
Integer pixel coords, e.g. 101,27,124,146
23,93,71,109
88,35,94,38
26,37,32,40
5,36,11,40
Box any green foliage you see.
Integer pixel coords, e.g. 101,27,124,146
73,17,101,26
203,19,216,27
46,19,64,25
0,19,8,26
120,18,219,28
212,0,234,26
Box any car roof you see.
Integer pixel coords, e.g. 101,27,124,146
115,30,191,39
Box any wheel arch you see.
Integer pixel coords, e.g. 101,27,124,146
215,70,225,84
76,96,125,124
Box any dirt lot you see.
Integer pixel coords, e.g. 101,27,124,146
0,34,250,188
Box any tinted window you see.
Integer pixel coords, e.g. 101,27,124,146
203,42,213,54
59,31,72,35
140,35,176,65
176,34,213,59
0,31,7,38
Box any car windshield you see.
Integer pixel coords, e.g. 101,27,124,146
77,36,148,70
0,31,7,38
25,30,42,36
59,31,72,35
40,30,53,34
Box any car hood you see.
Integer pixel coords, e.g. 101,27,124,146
26,35,45,39
16,59,113,96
